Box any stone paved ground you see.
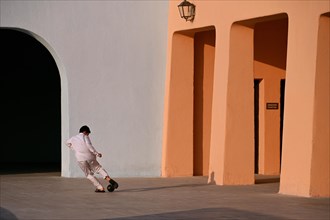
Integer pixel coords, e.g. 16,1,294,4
0,172,329,220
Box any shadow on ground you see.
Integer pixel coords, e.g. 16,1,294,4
0,207,18,220
105,207,294,220
117,183,207,193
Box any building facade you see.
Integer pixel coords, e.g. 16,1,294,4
162,1,329,197
1,1,329,197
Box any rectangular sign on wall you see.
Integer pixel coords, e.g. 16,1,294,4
266,103,279,110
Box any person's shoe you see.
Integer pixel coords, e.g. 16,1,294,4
95,188,105,193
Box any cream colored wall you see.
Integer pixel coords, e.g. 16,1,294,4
163,0,329,197
1,1,169,177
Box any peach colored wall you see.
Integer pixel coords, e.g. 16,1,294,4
163,0,329,197
221,23,256,185
310,14,329,197
279,10,329,197
162,33,194,176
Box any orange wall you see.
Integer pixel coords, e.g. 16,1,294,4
162,33,194,176
163,0,329,197
279,11,329,197
223,23,255,185
310,14,329,197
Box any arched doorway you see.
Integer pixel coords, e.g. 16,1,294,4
0,28,61,174
253,16,288,176
162,26,216,177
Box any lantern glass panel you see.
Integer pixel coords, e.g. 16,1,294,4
178,6,184,18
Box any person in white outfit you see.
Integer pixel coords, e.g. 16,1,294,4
66,125,118,192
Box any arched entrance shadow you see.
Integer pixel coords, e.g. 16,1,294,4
0,28,61,175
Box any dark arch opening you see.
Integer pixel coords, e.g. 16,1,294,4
0,28,61,174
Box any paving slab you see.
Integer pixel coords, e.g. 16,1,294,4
0,172,329,220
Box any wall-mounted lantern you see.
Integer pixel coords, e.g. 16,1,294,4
178,0,195,22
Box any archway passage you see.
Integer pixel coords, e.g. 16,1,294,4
0,28,61,174
193,30,215,176
162,27,215,177
253,16,288,176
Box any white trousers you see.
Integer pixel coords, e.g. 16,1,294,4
77,159,109,189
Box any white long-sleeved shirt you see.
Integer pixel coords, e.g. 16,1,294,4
66,133,99,161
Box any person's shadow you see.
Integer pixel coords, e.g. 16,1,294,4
0,207,18,220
